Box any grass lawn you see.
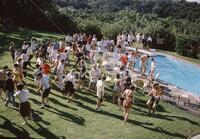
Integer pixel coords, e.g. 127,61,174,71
157,50,200,66
0,29,200,139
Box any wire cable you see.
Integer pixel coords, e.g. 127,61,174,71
29,0,67,35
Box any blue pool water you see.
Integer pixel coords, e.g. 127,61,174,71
135,55,200,95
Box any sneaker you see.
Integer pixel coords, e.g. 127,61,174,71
21,122,27,125
40,106,45,109
45,104,50,108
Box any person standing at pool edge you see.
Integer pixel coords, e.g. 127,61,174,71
148,58,156,84
140,54,150,77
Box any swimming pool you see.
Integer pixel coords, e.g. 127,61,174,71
135,55,200,95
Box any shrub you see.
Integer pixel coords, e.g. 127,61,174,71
176,35,200,58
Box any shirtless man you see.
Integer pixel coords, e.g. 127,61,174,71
146,83,162,114
140,54,150,77
148,58,156,84
0,66,8,100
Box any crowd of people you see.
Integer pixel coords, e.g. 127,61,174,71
0,32,162,125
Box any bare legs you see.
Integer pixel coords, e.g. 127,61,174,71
146,100,157,114
123,108,130,124
67,93,74,103
41,97,49,108
0,89,5,101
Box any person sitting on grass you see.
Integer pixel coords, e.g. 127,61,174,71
96,76,106,111
14,82,33,125
63,70,76,103
36,73,51,109
122,85,135,124
0,66,8,101
5,72,15,107
146,83,162,114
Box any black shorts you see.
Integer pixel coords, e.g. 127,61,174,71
118,45,122,48
0,80,5,89
150,96,160,104
42,88,51,98
64,81,75,95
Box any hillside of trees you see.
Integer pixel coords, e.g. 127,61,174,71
0,0,200,59
0,0,77,33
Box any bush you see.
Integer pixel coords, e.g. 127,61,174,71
101,23,123,39
176,35,200,58
78,21,103,40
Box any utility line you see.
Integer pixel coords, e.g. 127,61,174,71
29,0,67,35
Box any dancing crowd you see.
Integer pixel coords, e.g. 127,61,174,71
0,32,162,125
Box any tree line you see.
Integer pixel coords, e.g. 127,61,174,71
0,0,200,59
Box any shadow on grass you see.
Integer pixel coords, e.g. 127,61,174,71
0,115,30,138
46,107,85,126
75,93,96,105
134,97,167,113
28,122,59,139
49,97,78,111
74,100,187,139
32,110,51,126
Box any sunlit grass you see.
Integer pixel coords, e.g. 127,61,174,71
0,29,200,139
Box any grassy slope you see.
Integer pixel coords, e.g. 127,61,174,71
0,29,200,139
157,50,200,66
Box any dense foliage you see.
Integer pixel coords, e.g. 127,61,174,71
0,0,77,33
57,0,200,59
0,0,200,59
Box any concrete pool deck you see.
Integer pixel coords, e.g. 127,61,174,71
101,51,200,116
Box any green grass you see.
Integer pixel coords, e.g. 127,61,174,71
0,29,200,139
157,50,200,66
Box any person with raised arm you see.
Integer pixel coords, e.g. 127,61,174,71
14,83,33,125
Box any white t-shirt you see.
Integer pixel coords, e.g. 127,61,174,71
21,53,29,62
151,62,156,70
63,74,75,85
66,35,72,42
57,63,65,74
31,42,38,51
85,44,90,51
22,45,28,50
121,34,127,42
148,37,152,42
92,37,97,43
90,68,100,80
50,50,58,61
60,52,67,60
40,75,50,90
14,90,29,103
96,80,104,98
27,47,33,55
36,58,43,66
128,55,135,62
